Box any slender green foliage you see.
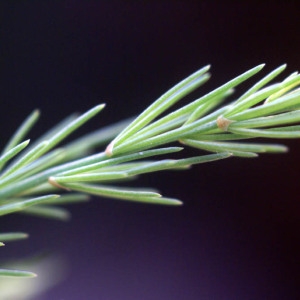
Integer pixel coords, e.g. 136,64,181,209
0,110,40,163
0,269,37,278
1,64,300,279
0,232,29,242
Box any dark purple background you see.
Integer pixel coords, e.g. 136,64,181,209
1,1,300,299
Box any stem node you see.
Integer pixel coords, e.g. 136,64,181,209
216,115,234,131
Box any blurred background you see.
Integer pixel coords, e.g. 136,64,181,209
1,1,300,299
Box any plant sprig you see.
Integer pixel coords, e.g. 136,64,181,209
1,64,300,278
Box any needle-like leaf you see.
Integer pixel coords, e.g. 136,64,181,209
0,269,37,278
0,195,59,216
57,182,182,205
1,110,39,157
19,205,71,221
0,232,29,242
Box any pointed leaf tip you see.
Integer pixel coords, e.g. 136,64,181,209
105,141,114,157
97,103,106,110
